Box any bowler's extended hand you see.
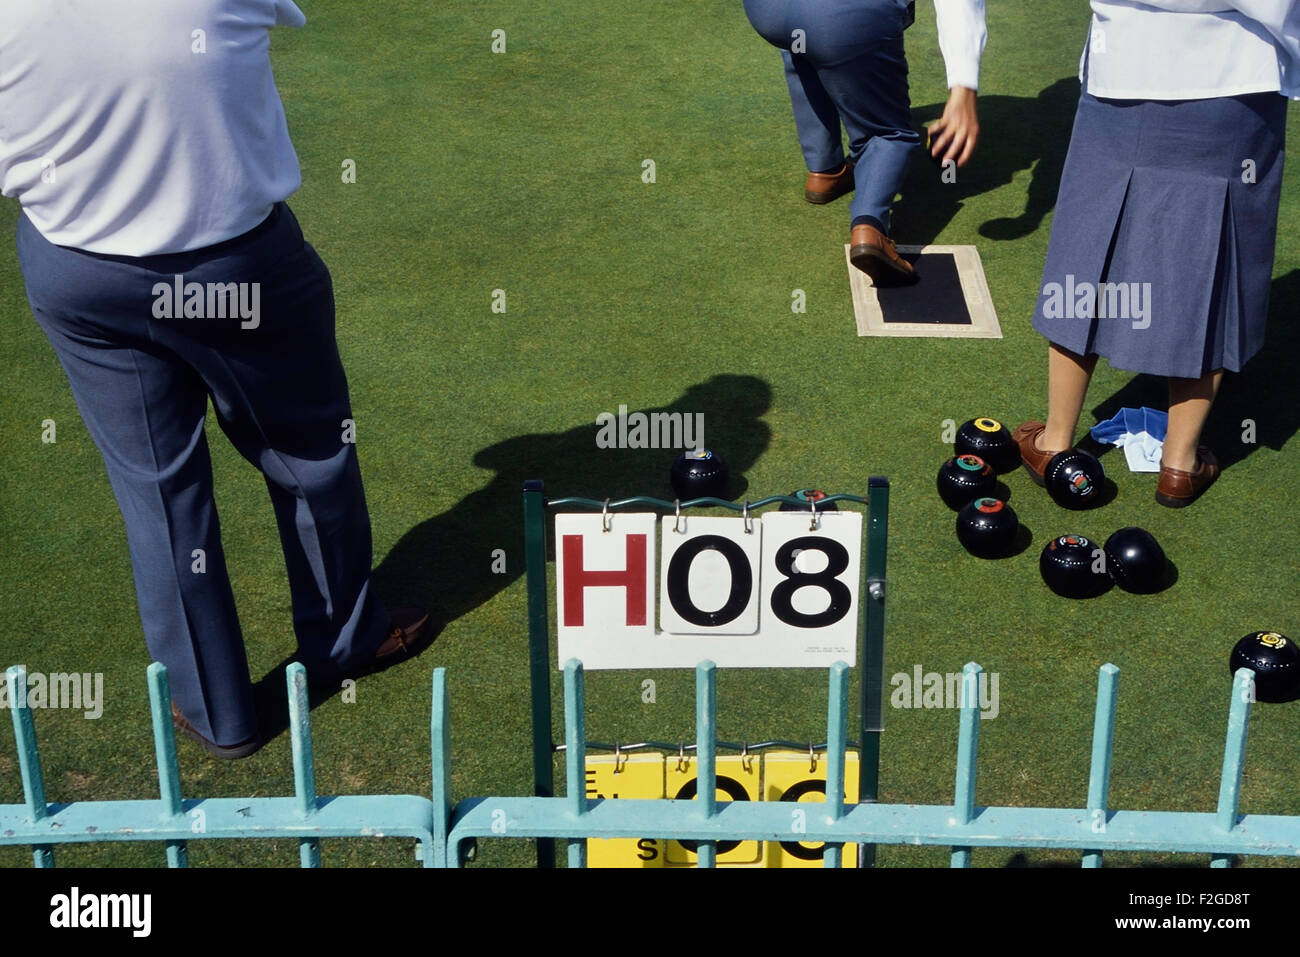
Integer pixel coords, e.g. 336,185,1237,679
928,85,979,167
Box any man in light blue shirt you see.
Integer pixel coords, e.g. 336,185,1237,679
1,1,434,757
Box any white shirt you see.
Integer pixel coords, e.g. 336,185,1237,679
1083,1,1300,99
934,0,988,90
0,0,307,256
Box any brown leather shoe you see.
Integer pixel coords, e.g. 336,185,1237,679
302,606,437,691
1156,447,1219,508
849,224,917,287
805,163,854,204
171,703,263,760
1011,420,1059,487
370,606,435,670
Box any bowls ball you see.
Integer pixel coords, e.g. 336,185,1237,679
937,454,997,511
1040,534,1111,598
1103,527,1168,593
670,449,729,500
956,497,1019,559
1045,449,1105,510
778,488,838,512
954,418,1021,474
1229,631,1300,703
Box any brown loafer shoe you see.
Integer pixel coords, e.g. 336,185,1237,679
805,163,854,204
849,223,917,287
171,703,263,760
370,606,435,670
1156,447,1219,508
301,606,438,692
1011,420,1059,487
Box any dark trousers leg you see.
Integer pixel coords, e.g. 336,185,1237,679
18,222,257,745
746,0,919,232
781,48,845,173
814,31,918,232
168,209,390,681
16,205,389,744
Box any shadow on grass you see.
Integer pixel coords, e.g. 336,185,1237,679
1083,269,1300,473
891,76,1079,244
253,373,773,732
253,374,773,734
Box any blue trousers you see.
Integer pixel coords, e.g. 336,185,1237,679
16,204,390,746
744,0,919,233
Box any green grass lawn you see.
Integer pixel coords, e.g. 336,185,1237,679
2,0,1299,868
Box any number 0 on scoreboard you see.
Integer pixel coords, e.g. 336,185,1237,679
555,511,862,669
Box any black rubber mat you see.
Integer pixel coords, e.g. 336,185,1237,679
876,252,972,326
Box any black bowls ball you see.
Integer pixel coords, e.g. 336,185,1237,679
1044,449,1105,510
956,497,1019,559
779,488,838,512
954,418,1021,474
1229,631,1300,703
1104,527,1168,593
670,449,729,500
1040,534,1111,598
937,454,997,510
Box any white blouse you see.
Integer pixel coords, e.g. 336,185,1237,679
0,0,307,256
934,0,989,91
1083,0,1300,99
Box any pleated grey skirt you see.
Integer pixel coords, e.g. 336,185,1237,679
1032,89,1287,378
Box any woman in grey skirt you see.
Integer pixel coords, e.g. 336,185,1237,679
1014,1,1298,507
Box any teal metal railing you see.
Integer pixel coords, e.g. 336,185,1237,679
439,661,1300,867
4,659,1296,867
0,663,442,867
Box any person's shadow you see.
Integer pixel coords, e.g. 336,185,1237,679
252,374,774,732
1082,269,1300,473
891,76,1079,244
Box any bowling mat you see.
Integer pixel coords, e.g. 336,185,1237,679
844,244,1001,339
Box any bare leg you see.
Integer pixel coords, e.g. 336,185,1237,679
1041,344,1098,453
1164,370,1223,472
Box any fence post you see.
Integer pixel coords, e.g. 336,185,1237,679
7,666,53,867
564,659,587,869
696,661,718,868
431,667,450,868
287,663,321,867
1082,663,1120,868
951,662,982,868
1212,669,1255,868
146,663,188,867
824,661,850,868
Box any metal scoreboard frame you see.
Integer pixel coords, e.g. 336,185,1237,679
521,478,890,868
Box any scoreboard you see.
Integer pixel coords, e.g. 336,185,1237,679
555,510,863,669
